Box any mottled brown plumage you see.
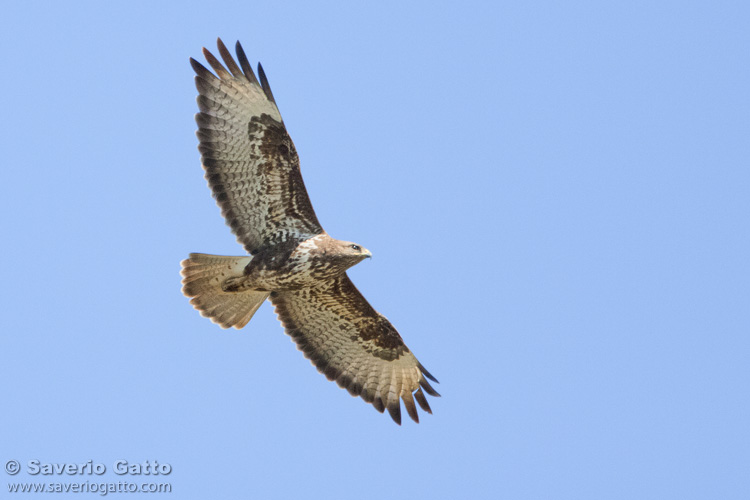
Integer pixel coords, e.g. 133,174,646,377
181,39,439,424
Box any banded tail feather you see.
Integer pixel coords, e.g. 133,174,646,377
181,253,269,329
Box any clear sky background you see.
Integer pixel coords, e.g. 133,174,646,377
2,1,749,499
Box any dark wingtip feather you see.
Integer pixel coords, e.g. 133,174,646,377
257,62,277,104
419,377,441,397
235,41,260,85
372,396,385,413
419,362,439,383
387,402,402,425
414,388,432,414
216,38,243,78
202,47,230,79
190,58,214,80
403,393,420,423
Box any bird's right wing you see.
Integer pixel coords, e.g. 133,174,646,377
191,38,323,253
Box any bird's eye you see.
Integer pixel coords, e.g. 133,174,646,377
350,244,361,251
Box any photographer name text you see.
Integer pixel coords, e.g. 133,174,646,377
12,460,171,476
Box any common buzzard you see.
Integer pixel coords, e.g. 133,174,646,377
181,39,439,424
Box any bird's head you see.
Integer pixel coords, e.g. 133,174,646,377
339,240,372,261
324,239,372,272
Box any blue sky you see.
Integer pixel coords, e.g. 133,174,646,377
2,1,749,499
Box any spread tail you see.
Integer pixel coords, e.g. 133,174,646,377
180,253,269,329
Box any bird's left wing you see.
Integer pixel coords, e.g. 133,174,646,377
270,275,439,424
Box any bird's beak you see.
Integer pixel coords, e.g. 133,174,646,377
363,248,372,259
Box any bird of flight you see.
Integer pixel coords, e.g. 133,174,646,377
181,39,439,424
